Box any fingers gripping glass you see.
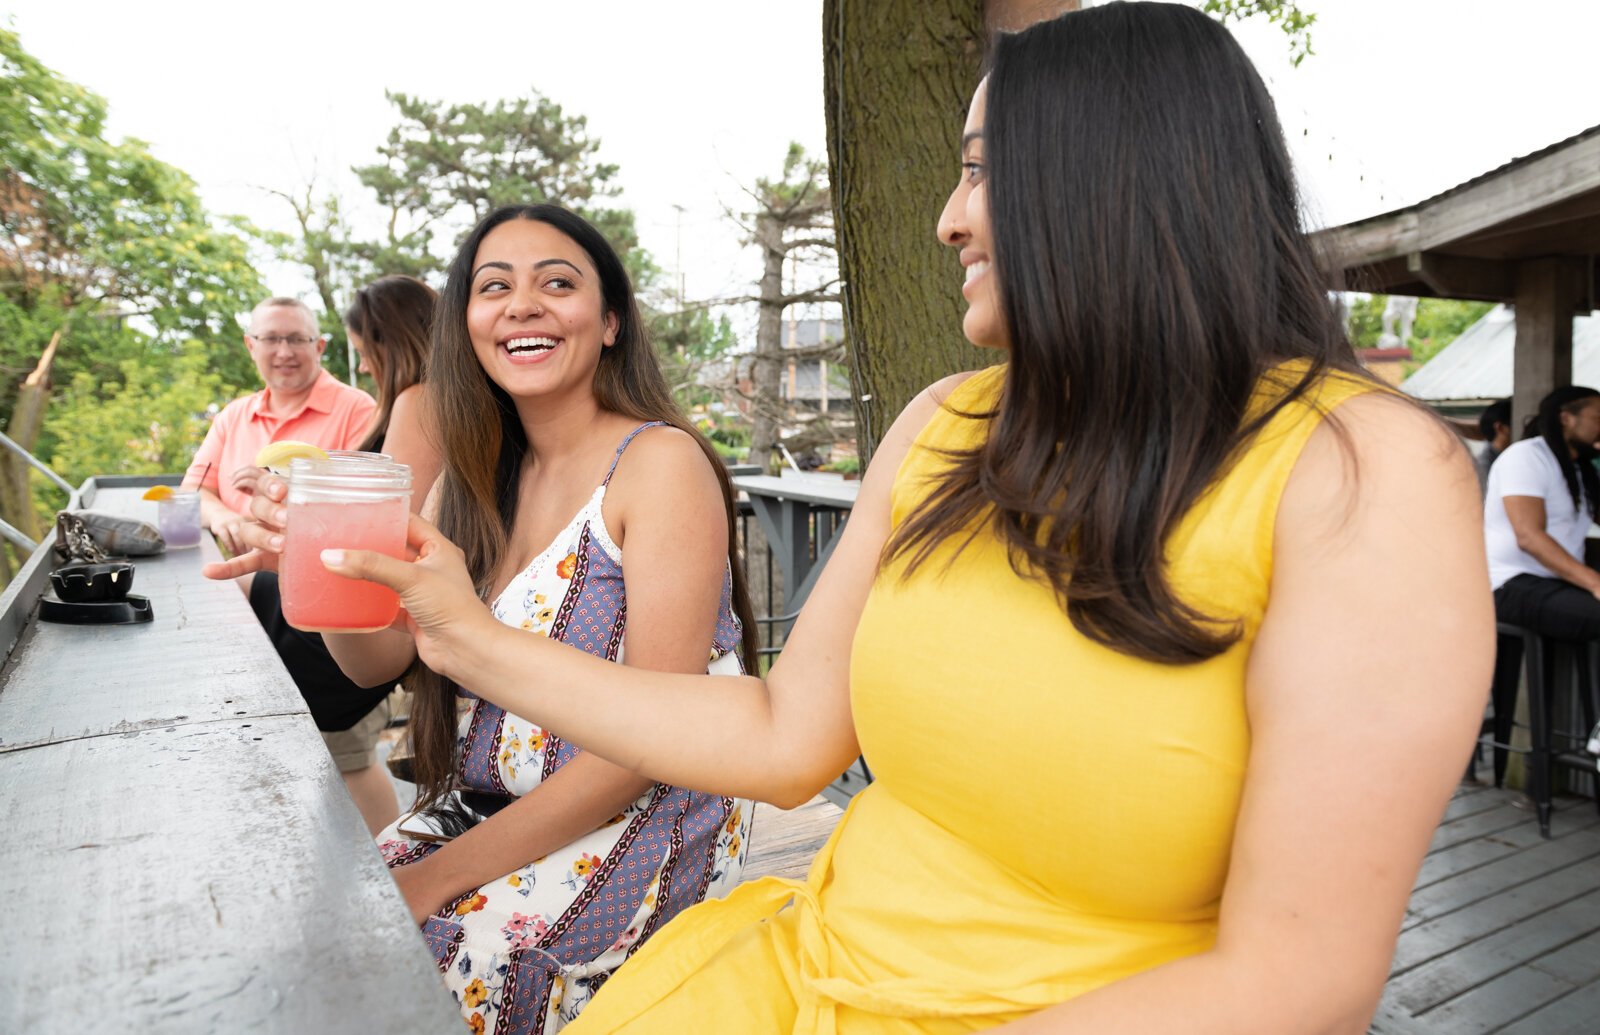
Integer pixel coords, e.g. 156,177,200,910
249,333,323,349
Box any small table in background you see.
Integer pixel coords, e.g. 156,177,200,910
731,474,860,614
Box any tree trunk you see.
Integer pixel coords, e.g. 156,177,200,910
823,0,1083,461
823,0,987,462
987,0,1078,31
0,329,61,544
749,212,788,471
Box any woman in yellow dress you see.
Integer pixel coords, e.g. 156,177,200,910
314,4,1490,1031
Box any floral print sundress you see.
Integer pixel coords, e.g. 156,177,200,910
378,423,752,1034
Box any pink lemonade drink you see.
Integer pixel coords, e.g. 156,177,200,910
280,457,412,633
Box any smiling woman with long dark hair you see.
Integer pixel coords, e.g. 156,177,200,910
316,4,1489,1031
210,203,759,1033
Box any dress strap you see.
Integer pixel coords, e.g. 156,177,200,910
602,421,670,487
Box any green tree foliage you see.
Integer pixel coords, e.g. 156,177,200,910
255,186,365,383
350,90,655,287
1199,1,1317,65
0,27,263,547
43,347,229,486
1410,299,1494,366
651,306,739,409
0,29,263,384
1345,294,1386,349
1343,293,1493,367
653,306,738,363
265,88,739,406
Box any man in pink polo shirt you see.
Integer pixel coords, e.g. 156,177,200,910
183,296,376,552
183,296,399,835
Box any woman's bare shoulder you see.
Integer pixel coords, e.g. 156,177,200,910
1285,390,1479,547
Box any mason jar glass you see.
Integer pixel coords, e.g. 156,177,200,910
279,457,412,633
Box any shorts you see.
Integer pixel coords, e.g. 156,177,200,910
248,571,396,731
322,695,391,772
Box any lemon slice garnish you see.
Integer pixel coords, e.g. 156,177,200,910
141,485,175,501
254,441,329,475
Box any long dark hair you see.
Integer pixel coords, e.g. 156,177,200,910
885,2,1370,664
345,274,437,453
408,204,758,815
1526,386,1600,520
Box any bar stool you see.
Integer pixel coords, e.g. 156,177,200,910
1474,621,1600,837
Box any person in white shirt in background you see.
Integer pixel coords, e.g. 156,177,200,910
1485,385,1600,638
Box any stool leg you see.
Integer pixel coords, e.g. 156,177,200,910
1585,642,1600,817
1491,633,1524,788
1527,634,1553,839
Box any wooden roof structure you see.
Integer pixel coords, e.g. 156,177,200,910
1311,126,1600,426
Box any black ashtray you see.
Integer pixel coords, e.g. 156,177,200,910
39,594,153,625
50,561,135,602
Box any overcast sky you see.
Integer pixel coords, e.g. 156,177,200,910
8,0,1598,339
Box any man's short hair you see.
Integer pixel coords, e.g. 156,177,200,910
249,297,320,335
1479,397,1512,441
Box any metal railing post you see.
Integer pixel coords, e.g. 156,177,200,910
0,515,37,552
0,430,74,496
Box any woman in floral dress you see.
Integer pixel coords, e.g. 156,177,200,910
212,204,757,1033
376,417,751,1032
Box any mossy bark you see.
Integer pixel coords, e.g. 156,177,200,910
822,0,987,462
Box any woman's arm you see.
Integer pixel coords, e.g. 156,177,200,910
381,384,443,513
998,394,1492,1033
1502,495,1600,594
390,429,730,922
325,375,975,807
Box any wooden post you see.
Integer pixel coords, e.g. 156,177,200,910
1512,258,1581,434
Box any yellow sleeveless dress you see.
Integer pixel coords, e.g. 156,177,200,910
570,361,1374,1033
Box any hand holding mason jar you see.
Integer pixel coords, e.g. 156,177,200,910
199,454,412,633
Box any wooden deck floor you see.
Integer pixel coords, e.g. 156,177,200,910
741,783,1600,1033
742,796,845,882
1372,781,1600,1034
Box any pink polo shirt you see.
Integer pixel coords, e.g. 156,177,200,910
184,370,377,515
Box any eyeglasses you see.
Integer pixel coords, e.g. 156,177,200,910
249,333,321,349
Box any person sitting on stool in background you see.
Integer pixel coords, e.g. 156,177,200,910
1475,397,1512,496
1486,386,1600,640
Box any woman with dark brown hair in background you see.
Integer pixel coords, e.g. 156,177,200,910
210,204,758,1033
345,274,443,497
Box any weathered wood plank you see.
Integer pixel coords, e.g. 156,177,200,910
0,717,461,1033
1317,133,1600,269
1528,926,1600,987
1409,958,1576,1034
742,798,843,883
1419,135,1600,255
0,480,459,1033
1392,855,1600,975
1498,978,1600,1035
1385,888,1600,1013
1413,812,1580,890
0,498,304,753
1438,782,1499,823
1424,800,1542,856
1405,825,1600,926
